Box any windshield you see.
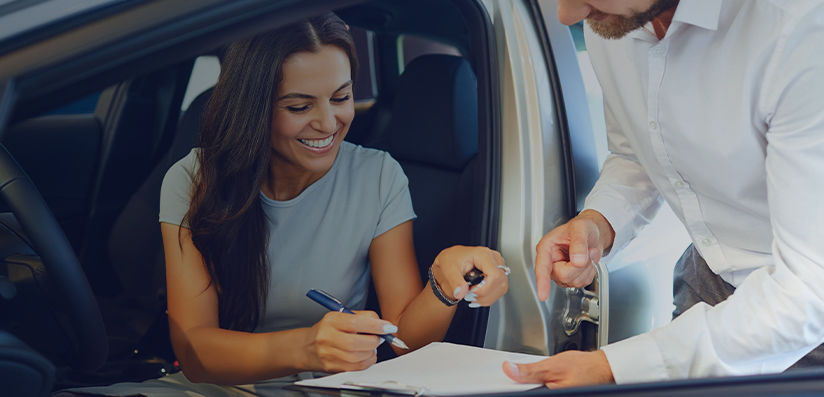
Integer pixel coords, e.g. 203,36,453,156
0,0,128,42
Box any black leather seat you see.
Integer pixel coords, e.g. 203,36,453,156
102,88,212,360
78,69,188,299
382,54,486,346
108,88,210,306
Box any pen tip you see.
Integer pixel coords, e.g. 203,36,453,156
393,337,410,350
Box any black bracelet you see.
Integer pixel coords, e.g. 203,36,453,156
428,266,460,306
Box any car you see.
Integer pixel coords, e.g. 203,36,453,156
1,0,823,396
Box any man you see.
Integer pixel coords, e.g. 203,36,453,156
503,0,824,388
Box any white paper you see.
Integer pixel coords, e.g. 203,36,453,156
294,342,546,396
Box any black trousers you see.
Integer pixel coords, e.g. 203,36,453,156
672,244,824,369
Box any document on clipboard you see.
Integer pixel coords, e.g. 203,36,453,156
293,342,546,396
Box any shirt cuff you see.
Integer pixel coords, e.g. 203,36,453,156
601,332,668,384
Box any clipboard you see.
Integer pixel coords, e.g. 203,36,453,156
291,342,545,396
288,380,427,396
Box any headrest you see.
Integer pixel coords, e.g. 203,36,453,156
388,54,478,171
173,87,213,160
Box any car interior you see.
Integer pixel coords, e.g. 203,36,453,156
0,0,499,392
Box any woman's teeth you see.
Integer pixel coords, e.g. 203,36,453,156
298,134,334,148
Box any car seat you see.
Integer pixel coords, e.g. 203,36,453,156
380,54,487,346
102,87,213,362
80,66,190,299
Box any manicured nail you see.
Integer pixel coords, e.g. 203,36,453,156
571,254,587,264
383,324,398,334
464,292,477,302
589,249,600,262
468,302,481,308
453,286,463,298
374,348,378,354
506,361,520,376
378,338,385,345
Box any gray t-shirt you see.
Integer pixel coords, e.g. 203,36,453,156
159,141,416,333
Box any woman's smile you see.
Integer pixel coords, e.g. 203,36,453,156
297,131,337,153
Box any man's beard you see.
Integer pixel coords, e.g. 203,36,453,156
586,0,679,39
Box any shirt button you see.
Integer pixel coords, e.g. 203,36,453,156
701,238,713,245
649,120,659,130
674,181,685,188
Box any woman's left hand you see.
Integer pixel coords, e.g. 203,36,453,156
430,245,509,307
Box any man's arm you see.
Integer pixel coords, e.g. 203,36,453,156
536,96,663,298
602,6,824,382
521,98,664,385
517,5,824,386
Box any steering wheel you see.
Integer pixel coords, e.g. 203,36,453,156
0,144,107,370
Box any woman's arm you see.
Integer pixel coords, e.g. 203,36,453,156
162,222,391,385
369,221,508,354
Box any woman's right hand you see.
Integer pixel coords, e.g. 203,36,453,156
302,310,397,373
430,246,509,307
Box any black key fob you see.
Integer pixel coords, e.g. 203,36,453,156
463,268,484,286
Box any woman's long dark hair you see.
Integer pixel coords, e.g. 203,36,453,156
184,13,358,332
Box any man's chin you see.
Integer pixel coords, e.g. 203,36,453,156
586,16,641,40
586,0,680,40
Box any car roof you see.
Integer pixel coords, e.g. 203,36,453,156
0,0,370,119
0,0,132,47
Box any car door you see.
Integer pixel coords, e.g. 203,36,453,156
483,0,694,358
479,0,606,357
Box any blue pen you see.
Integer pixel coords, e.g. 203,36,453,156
307,289,409,349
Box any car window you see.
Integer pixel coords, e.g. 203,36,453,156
181,55,220,112
398,34,461,73
351,26,376,101
568,22,608,167
45,92,101,115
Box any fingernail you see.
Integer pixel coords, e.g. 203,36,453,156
453,286,463,298
468,302,481,308
374,348,378,354
378,338,385,345
476,279,487,288
383,324,398,334
571,254,587,264
506,361,520,376
464,292,477,302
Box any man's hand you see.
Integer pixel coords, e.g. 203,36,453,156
535,209,614,301
502,350,614,388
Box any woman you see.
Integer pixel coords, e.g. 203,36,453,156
60,11,508,397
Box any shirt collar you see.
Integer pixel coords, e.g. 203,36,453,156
626,1,722,41
671,0,722,31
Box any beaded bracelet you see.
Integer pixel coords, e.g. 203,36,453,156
428,266,460,306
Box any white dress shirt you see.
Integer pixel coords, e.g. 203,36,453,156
582,0,824,383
